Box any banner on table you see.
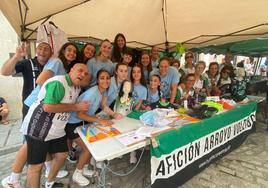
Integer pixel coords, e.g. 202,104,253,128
151,102,256,188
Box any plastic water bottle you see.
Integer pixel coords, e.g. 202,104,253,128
183,100,188,109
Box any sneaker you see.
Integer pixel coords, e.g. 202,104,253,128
1,176,22,188
72,170,90,186
82,165,95,177
45,170,69,179
130,151,137,164
67,153,77,163
44,181,54,188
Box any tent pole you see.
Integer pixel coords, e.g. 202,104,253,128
182,23,268,46
21,0,29,26
24,16,51,40
254,57,261,75
194,23,268,45
24,0,91,27
257,57,263,75
17,0,29,41
18,0,25,40
161,0,168,52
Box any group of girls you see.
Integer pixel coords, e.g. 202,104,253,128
58,34,236,186
171,54,235,104
16,33,164,186
7,32,236,187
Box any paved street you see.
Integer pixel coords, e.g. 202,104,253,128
0,112,267,188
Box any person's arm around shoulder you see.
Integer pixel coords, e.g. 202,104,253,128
36,70,55,85
1,43,27,75
42,80,89,113
36,58,62,85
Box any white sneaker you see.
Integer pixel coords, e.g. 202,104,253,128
1,176,22,188
130,151,137,164
45,169,68,178
72,170,90,186
82,165,95,177
44,181,54,188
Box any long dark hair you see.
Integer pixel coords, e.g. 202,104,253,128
118,80,133,98
115,62,128,81
58,42,79,72
77,43,96,64
208,62,220,76
130,64,147,88
221,65,235,78
111,33,127,62
138,51,152,79
96,69,111,84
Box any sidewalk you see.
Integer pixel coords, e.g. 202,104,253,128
0,119,23,156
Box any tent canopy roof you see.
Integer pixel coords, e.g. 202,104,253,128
1,0,268,50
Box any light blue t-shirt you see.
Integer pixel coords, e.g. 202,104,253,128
68,86,105,123
87,57,115,87
150,66,180,99
147,89,160,104
107,77,121,106
132,84,147,105
24,58,66,107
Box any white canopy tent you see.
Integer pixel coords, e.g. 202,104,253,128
1,0,268,51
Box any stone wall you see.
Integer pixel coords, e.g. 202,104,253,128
0,11,22,120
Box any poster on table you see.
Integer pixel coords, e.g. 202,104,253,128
150,102,257,188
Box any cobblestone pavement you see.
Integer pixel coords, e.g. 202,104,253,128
0,113,267,188
181,120,268,188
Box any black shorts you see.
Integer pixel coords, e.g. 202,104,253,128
65,122,83,140
26,135,68,165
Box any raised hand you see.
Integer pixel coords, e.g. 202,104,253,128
15,42,28,59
